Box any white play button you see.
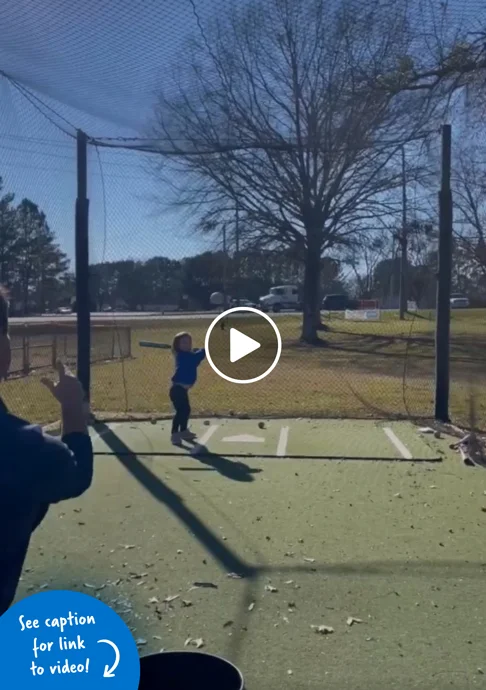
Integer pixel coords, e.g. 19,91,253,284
230,328,261,362
205,307,282,384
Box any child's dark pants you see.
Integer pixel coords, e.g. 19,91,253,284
170,385,190,434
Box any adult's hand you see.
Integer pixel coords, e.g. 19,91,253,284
41,362,88,434
41,361,84,408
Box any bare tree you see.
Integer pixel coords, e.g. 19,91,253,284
153,0,437,342
452,146,486,290
344,229,392,299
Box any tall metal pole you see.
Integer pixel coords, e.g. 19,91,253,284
399,145,408,320
435,125,453,422
222,223,228,310
75,130,91,402
235,203,241,307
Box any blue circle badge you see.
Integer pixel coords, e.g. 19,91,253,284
0,590,140,689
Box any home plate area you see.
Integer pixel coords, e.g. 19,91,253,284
90,419,442,462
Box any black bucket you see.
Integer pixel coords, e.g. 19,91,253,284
138,651,244,690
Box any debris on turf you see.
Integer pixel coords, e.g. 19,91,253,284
185,638,204,649
163,594,180,603
191,581,218,589
136,638,147,646
450,433,486,468
248,602,255,611
203,420,210,426
346,617,364,626
303,557,315,563
311,625,334,635
265,584,278,593
258,421,266,429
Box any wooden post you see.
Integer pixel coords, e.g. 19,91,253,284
51,335,57,368
22,334,29,375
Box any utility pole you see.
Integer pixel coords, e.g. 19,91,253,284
435,124,453,422
399,145,408,320
235,203,241,307
75,130,91,404
222,223,228,310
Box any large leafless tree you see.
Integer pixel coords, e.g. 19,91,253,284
153,0,437,342
452,145,486,288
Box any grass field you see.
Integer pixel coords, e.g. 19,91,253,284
15,430,486,689
3,309,486,429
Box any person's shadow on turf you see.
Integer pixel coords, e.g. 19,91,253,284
184,442,261,483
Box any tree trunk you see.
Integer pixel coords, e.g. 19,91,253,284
300,243,322,344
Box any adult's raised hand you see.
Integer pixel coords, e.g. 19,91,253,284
41,361,85,409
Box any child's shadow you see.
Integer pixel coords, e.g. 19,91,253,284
183,442,261,483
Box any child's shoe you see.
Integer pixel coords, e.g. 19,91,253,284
180,429,197,441
171,432,182,445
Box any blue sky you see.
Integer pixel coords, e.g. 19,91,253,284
0,0,483,271
0,0,221,268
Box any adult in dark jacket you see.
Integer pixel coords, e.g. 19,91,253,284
0,286,93,615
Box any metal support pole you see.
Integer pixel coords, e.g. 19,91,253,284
399,145,408,320
435,124,453,422
222,223,228,310
75,130,90,402
235,204,240,307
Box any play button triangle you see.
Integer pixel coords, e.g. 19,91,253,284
230,328,261,363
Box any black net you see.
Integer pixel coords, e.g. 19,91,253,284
1,0,486,430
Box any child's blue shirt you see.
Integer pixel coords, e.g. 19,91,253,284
171,349,206,386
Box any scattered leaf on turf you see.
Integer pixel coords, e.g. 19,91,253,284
346,617,364,626
223,621,233,628
164,595,179,603
123,545,136,550
136,639,147,646
227,573,242,579
149,597,159,604
248,602,255,611
265,585,278,593
192,582,218,589
311,625,334,635
303,557,315,563
185,638,204,649
182,600,192,607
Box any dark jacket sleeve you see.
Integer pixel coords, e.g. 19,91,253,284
13,425,94,504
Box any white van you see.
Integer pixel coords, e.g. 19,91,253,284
259,285,301,312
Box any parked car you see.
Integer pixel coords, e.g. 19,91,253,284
56,306,72,314
322,294,358,311
259,285,301,312
450,294,470,309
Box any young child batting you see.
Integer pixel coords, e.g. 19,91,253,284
170,332,206,445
